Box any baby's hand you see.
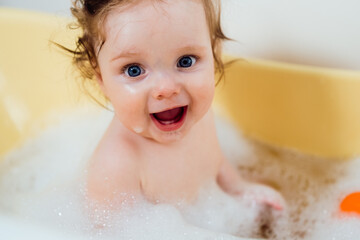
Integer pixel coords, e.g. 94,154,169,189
234,182,285,211
217,159,286,211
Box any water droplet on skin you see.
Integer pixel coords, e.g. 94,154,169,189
133,127,143,133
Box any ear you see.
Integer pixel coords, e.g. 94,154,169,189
94,68,106,95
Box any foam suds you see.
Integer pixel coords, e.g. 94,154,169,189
1,109,360,239
133,127,143,133
216,117,360,239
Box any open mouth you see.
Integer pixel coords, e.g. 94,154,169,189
150,106,187,131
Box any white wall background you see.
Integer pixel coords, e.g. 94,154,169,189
1,0,359,70
0,0,70,15
221,0,360,70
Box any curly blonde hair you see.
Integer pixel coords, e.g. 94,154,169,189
63,0,229,101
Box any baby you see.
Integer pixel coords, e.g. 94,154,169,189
69,0,284,216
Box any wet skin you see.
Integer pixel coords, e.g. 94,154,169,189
87,0,284,210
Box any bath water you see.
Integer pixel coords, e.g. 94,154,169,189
217,123,360,239
0,108,359,239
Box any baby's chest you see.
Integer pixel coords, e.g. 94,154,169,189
139,146,221,202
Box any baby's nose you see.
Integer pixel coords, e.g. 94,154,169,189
152,76,181,100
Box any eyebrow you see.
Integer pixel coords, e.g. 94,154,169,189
175,45,208,54
110,44,208,62
111,49,144,62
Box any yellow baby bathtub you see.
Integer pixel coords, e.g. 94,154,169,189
1,8,360,159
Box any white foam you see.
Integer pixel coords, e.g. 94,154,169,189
0,110,258,239
1,110,360,240
96,201,245,240
180,181,265,238
0,214,86,240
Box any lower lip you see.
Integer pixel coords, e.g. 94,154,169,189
150,106,187,132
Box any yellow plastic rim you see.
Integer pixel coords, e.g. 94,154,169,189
1,8,360,159
214,58,360,159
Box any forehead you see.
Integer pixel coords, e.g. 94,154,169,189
101,0,209,50
104,0,205,28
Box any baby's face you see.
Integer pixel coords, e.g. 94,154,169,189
97,0,215,143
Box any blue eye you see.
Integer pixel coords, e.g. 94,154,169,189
177,56,196,68
124,65,144,77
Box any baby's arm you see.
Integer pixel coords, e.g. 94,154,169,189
87,154,140,205
87,135,141,207
217,158,285,211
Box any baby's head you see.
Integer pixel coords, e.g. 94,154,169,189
69,0,228,142
71,0,227,89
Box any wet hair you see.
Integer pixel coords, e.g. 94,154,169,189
62,0,229,101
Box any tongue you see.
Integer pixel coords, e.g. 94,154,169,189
153,107,182,121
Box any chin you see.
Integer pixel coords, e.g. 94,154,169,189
150,128,187,144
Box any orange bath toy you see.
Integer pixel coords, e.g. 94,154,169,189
340,192,360,215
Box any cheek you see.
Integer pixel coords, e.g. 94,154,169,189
113,94,148,133
189,71,215,103
106,83,147,119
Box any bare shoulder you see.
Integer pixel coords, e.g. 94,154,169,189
86,124,140,204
